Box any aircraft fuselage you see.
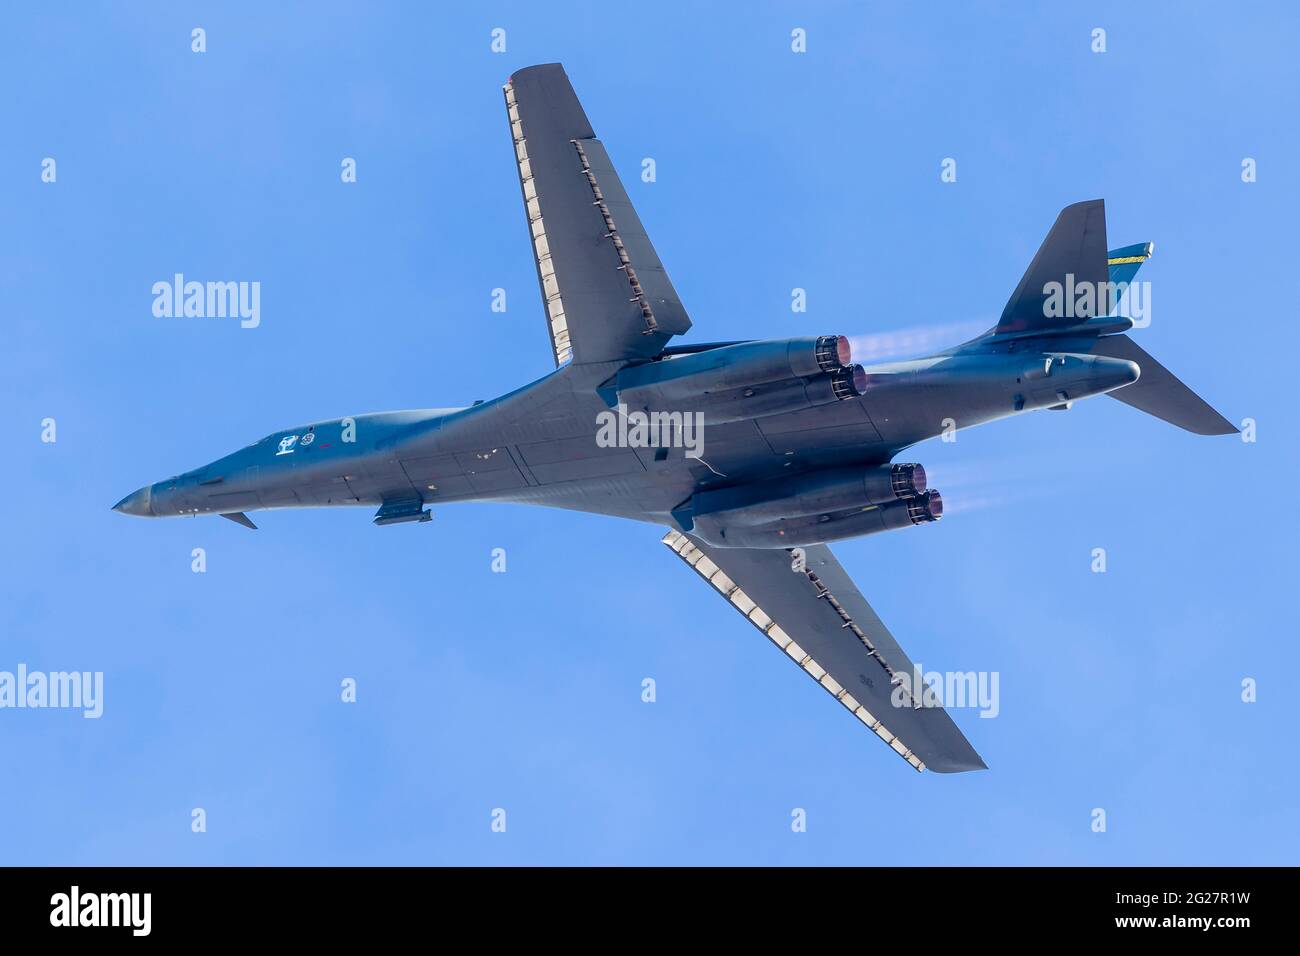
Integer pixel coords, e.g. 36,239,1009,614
113,341,1138,538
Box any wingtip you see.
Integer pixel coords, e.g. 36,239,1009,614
507,62,566,84
1209,411,1241,435
1185,413,1239,436
928,758,989,774
923,748,989,773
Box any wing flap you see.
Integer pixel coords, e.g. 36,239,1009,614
577,139,692,335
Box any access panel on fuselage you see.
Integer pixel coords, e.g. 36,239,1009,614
398,454,477,499
516,434,646,484
453,447,530,493
756,400,882,454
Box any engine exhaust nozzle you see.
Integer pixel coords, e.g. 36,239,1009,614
830,364,868,399
815,335,853,372
906,489,943,524
890,463,927,498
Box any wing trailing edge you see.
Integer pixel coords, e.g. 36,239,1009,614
662,530,986,773
504,64,691,367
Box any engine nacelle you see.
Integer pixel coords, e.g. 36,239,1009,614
684,464,926,528
607,336,863,425
690,489,942,549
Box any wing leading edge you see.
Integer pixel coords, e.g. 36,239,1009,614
663,531,986,773
504,63,691,367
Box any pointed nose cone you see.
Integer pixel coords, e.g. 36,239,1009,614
112,485,154,517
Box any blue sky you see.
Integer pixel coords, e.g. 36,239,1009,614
2,1,1297,864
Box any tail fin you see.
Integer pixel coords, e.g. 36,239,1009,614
1107,241,1154,288
989,202,1234,435
997,199,1110,334
1090,334,1237,436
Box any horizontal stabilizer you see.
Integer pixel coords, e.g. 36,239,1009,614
1090,334,1237,435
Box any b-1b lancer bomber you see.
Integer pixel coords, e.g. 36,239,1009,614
114,64,1235,772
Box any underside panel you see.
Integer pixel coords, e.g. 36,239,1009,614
450,447,528,493
757,400,881,454
524,453,645,484
399,455,476,498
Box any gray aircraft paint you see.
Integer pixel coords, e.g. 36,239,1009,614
114,64,1234,773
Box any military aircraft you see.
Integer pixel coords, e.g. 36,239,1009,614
114,63,1235,773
